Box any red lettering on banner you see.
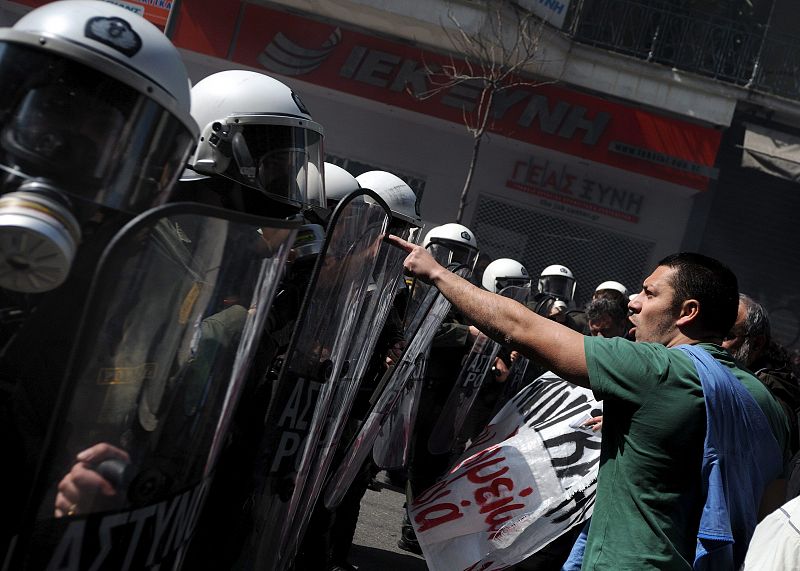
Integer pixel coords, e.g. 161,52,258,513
475,478,514,507
466,457,508,484
478,495,516,515
411,480,452,509
415,502,465,532
411,442,534,538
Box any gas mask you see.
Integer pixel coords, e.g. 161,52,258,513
0,20,197,294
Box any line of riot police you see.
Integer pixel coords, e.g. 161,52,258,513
0,3,424,569
0,3,595,570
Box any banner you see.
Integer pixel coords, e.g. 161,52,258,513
409,373,602,571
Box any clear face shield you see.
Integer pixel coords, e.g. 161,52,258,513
493,276,532,292
426,239,479,271
538,274,576,302
212,116,325,211
0,41,195,293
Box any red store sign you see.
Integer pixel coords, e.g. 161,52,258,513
10,1,722,191
219,5,721,191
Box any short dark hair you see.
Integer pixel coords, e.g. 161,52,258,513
657,252,739,337
586,290,628,326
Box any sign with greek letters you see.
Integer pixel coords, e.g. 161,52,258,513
409,373,601,570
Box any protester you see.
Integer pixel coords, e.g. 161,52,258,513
586,288,630,340
388,236,789,570
723,293,800,453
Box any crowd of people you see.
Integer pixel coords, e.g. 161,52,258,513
1,2,799,571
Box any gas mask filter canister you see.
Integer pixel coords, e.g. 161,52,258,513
0,180,81,293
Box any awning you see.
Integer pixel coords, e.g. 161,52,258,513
741,122,800,182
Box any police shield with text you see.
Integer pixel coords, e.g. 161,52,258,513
0,10,301,568
172,69,330,570
244,181,394,571
285,169,423,569
325,223,479,508
428,258,531,455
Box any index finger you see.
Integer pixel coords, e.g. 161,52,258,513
76,442,131,464
384,234,415,253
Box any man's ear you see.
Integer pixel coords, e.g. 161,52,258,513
675,299,700,327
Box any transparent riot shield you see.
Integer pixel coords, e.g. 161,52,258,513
428,285,531,455
277,220,419,569
324,266,471,510
371,350,427,469
369,268,457,470
493,352,532,419
9,204,296,571
245,191,392,571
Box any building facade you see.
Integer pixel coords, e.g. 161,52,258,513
2,0,799,347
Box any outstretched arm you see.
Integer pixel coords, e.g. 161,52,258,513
387,235,589,387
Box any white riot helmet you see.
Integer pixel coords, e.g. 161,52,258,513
184,69,325,211
595,280,628,297
356,170,422,227
324,163,360,207
0,0,198,293
538,264,576,302
422,223,479,269
481,258,530,293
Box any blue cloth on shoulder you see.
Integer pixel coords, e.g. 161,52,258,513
675,344,783,571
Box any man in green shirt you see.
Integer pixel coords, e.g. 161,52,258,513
387,238,789,570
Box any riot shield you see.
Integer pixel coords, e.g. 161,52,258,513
7,203,297,571
277,220,419,568
244,190,392,571
369,271,455,469
428,285,531,455
492,352,532,419
324,266,471,510
371,351,427,469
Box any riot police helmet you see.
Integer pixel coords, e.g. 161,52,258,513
538,264,576,302
0,0,198,293
184,69,325,213
356,170,421,227
595,280,628,297
324,163,361,207
422,222,479,269
481,258,530,293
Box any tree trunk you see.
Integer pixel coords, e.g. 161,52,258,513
456,133,483,223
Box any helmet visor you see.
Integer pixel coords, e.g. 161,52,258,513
538,275,576,302
0,42,195,213
224,122,324,209
494,277,532,292
427,241,478,269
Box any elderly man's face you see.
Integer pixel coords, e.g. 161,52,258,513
722,302,754,366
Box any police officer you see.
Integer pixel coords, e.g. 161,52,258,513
399,222,480,555
0,1,199,564
178,69,327,570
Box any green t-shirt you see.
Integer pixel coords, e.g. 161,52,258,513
582,338,789,570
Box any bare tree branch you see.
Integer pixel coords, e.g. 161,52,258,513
410,1,556,222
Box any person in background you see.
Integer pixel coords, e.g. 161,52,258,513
722,293,800,454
